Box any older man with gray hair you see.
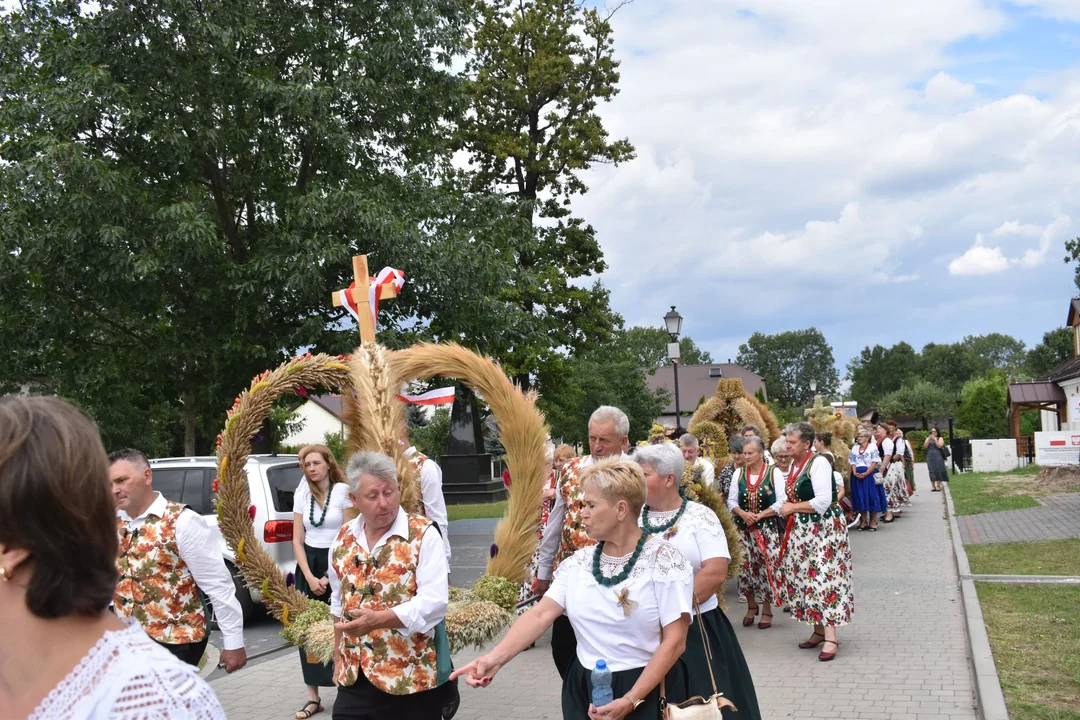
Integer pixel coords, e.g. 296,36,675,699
533,405,631,680
679,433,715,490
328,451,456,720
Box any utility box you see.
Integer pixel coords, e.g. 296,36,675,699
971,439,1018,472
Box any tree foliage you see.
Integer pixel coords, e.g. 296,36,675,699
457,0,634,390
410,408,451,459
1026,327,1073,378
877,381,956,430
962,333,1027,377
619,327,713,369
736,328,839,407
957,373,1008,438
845,342,919,410
918,343,981,394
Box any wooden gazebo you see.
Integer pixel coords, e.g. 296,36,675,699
1007,381,1065,437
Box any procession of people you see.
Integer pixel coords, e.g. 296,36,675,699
2,386,951,719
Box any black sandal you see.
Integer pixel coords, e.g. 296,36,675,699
296,700,323,719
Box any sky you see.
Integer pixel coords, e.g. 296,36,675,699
573,0,1080,372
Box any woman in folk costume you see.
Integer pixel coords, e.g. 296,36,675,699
777,422,854,662
636,443,761,720
454,459,693,720
328,451,456,720
875,423,909,522
517,441,560,614
848,428,887,531
726,435,785,633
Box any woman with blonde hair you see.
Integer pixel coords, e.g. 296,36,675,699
291,444,350,718
455,459,693,719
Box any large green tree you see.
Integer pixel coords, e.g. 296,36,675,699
957,372,1008,437
845,341,920,409
919,343,981,394
1026,327,1073,378
877,381,957,429
620,327,713,369
736,328,840,407
0,0,537,454
962,333,1027,377
457,0,634,391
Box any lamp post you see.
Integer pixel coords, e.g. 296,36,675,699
810,379,818,397
664,306,684,434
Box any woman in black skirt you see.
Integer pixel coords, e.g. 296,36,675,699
292,445,351,718
453,459,692,719
637,442,762,719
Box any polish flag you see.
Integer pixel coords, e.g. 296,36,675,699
397,387,456,406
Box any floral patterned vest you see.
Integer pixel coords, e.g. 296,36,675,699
734,464,780,532
786,454,840,523
114,500,207,644
331,514,440,694
554,456,595,572
408,451,429,516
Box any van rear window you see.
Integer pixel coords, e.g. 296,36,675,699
266,465,304,512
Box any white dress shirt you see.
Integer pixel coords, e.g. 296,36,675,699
547,535,693,672
328,507,449,634
640,501,729,614
292,481,351,549
406,446,451,560
117,492,244,650
726,466,787,514
694,457,715,489
536,453,630,581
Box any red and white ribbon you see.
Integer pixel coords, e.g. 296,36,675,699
397,387,456,406
337,267,407,331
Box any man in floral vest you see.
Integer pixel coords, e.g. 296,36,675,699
329,450,455,719
532,405,630,679
109,449,247,672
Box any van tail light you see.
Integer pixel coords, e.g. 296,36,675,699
263,520,293,543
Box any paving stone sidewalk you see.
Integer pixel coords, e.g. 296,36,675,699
957,492,1080,545
211,464,977,719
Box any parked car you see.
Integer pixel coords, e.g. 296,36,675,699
148,454,304,622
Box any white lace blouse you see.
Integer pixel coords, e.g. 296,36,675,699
29,620,225,720
547,534,693,672
640,501,730,614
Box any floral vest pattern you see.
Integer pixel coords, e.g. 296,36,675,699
114,500,207,644
554,456,594,572
734,464,781,532
787,454,840,523
331,514,439,694
408,451,429,517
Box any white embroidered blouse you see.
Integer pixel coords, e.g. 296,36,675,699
29,620,225,720
546,534,693,672
640,501,730,615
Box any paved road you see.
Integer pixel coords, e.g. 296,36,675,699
957,492,1080,544
211,464,978,719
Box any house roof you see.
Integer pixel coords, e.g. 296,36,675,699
302,394,343,419
1008,381,1066,406
646,364,767,415
1067,298,1080,327
1046,355,1080,384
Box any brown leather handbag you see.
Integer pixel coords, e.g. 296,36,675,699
661,600,738,719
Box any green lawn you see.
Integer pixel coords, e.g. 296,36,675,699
967,539,1080,576
975,583,1080,719
950,465,1042,516
448,500,507,522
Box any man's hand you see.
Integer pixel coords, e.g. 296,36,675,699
531,578,550,596
219,648,247,673
450,652,504,687
334,608,383,637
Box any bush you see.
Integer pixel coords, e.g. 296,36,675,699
906,429,951,462
958,373,1008,437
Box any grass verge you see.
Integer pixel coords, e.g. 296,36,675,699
448,500,507,522
967,539,1080,576
975,583,1080,719
950,465,1041,516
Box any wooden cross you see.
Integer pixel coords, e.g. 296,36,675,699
332,254,401,342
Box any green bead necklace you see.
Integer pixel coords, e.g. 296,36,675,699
591,531,650,587
640,496,688,534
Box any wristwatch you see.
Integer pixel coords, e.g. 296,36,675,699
624,693,644,711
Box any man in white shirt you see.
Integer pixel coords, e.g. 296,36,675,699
532,405,630,679
679,432,715,488
109,449,247,672
402,432,451,561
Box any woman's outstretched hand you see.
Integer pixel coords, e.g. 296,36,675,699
450,653,504,688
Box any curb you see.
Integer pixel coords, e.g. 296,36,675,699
967,574,1080,585
199,644,220,679
944,485,1010,720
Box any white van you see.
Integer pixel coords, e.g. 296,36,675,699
148,454,303,621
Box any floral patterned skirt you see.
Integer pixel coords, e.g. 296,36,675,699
884,463,911,511
736,519,782,605
777,507,854,628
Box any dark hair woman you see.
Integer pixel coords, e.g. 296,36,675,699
0,395,223,718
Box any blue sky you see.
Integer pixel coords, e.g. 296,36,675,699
573,0,1080,372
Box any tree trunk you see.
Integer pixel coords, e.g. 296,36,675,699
922,418,929,430
183,390,197,455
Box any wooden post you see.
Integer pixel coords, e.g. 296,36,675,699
332,254,400,342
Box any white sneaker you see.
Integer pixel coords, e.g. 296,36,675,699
738,596,748,603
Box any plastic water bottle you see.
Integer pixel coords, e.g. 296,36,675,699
591,659,614,708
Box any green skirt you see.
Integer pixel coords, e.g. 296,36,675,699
668,608,761,720
295,544,335,688
562,657,684,720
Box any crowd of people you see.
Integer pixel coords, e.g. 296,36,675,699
0,392,936,719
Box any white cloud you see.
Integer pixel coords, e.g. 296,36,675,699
948,216,1071,275
949,244,1012,275
1012,0,1080,21
991,221,1043,237
925,71,977,104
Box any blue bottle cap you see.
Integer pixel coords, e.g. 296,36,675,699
595,659,607,670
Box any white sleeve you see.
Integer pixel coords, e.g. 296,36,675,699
390,526,450,634
770,468,787,512
808,457,834,515
695,513,730,561
328,535,343,617
292,480,308,515
175,510,244,650
700,459,715,488
419,460,450,560
536,479,568,581
726,473,740,511
653,543,693,627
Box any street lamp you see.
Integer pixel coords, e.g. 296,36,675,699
810,379,818,394
664,306,684,434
